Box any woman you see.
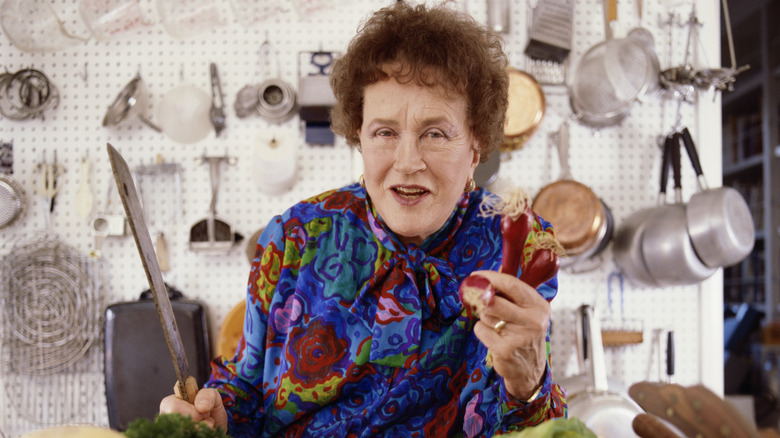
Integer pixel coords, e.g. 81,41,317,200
161,2,566,436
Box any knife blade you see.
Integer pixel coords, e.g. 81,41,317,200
106,143,198,404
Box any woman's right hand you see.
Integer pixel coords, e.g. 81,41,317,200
159,387,228,431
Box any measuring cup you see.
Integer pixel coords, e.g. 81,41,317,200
79,0,154,41
1,0,86,52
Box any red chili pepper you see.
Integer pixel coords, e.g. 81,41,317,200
518,244,561,289
499,207,535,278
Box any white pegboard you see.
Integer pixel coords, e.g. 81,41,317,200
0,0,724,435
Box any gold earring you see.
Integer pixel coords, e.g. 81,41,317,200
464,177,476,193
358,174,365,187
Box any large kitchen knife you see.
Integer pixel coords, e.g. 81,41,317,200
107,143,198,404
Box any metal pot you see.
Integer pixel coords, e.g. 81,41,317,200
533,122,611,269
641,134,716,286
612,136,672,287
567,304,643,437
679,127,755,268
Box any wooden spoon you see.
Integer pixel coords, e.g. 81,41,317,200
75,157,94,218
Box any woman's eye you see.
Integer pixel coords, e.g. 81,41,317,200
424,131,445,139
376,129,393,137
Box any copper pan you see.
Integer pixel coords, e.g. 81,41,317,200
532,121,607,267
501,68,545,152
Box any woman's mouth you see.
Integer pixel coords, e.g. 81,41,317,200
392,186,429,204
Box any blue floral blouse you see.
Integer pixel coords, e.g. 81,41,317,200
206,183,566,437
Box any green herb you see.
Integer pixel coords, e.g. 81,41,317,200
124,413,231,438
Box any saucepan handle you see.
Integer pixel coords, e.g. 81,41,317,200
680,127,709,190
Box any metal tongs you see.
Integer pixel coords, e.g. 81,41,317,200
209,62,226,137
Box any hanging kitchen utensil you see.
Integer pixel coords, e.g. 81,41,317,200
532,121,611,268
189,154,242,253
0,141,25,230
235,39,297,123
625,0,660,94
569,0,658,128
90,177,128,258
567,304,644,437
679,127,755,268
135,156,183,273
74,155,94,219
613,135,673,287
209,62,226,137
298,50,337,144
1,232,101,376
79,0,154,41
252,128,298,195
501,68,545,153
558,305,627,397
0,0,86,52
1,231,103,429
156,79,212,144
524,0,573,63
640,133,716,286
486,0,509,33
105,285,210,430
600,271,644,347
523,0,574,86
103,74,162,132
0,68,60,120
35,151,65,229
157,0,226,39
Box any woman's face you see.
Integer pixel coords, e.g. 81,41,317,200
359,77,480,246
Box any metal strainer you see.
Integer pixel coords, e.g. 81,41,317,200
569,0,657,127
0,174,24,229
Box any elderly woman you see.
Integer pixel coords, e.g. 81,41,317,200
161,2,566,436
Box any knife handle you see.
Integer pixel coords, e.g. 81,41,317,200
174,376,199,405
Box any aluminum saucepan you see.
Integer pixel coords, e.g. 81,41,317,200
640,134,715,286
679,127,755,268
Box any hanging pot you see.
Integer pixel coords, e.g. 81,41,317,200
532,122,611,268
613,135,674,287
640,134,716,286
501,68,545,152
679,127,755,268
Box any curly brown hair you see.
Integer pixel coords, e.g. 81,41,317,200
329,1,509,161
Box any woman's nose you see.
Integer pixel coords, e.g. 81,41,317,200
393,135,426,173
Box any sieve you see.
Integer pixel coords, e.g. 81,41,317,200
0,174,24,229
569,0,657,128
0,142,24,229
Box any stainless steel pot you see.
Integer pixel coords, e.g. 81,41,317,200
679,127,755,268
613,135,674,287
641,134,716,286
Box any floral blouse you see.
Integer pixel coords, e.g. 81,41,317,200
206,184,566,437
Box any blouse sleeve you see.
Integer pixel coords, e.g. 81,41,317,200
204,215,287,435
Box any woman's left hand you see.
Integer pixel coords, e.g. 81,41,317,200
470,270,551,401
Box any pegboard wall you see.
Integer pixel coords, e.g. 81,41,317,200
0,0,725,435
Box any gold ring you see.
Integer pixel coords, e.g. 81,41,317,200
493,320,507,334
